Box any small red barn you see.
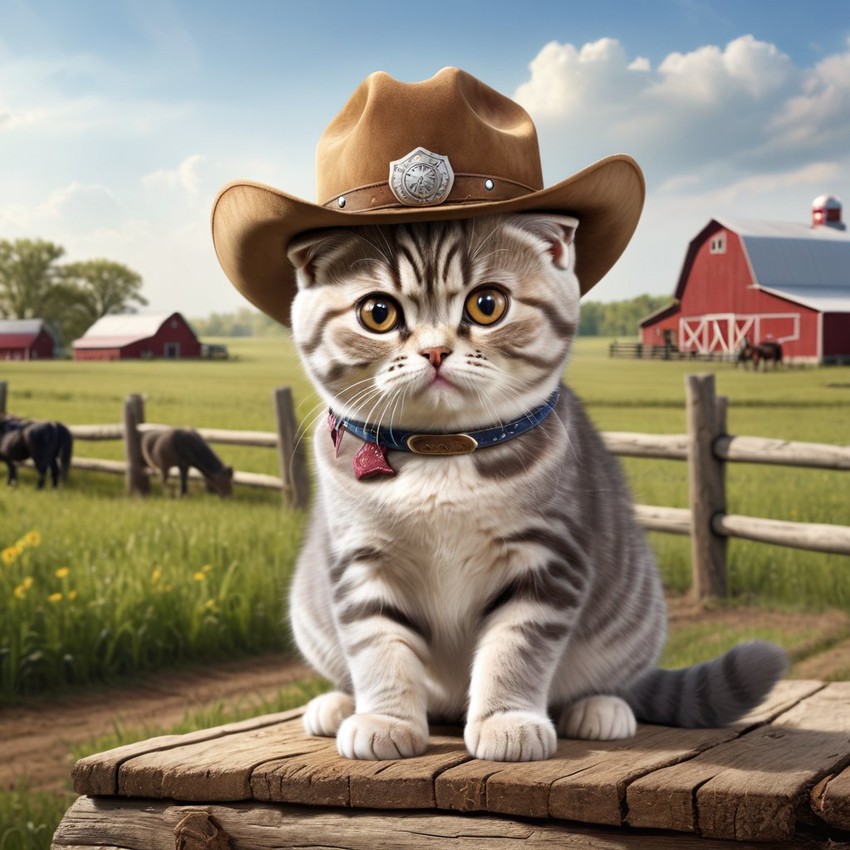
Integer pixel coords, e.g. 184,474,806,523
0,319,56,360
641,196,850,364
72,312,201,361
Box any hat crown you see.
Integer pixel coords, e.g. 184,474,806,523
316,67,544,204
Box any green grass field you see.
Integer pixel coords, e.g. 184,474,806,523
2,335,849,700
1,335,849,847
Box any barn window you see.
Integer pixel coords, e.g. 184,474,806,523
710,234,726,254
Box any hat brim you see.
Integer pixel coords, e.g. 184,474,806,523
211,154,644,326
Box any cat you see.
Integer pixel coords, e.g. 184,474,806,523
286,212,787,762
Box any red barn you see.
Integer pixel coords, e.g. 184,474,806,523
72,312,201,361
0,319,56,360
641,196,850,364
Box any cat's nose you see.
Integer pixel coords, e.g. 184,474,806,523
421,346,451,368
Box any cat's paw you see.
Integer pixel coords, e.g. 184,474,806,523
336,713,429,760
558,695,636,740
303,691,355,737
464,711,557,761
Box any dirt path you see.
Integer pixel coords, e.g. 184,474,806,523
0,654,312,794
3,600,849,796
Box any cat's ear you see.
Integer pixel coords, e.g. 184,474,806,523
287,231,328,288
290,228,361,288
511,213,579,270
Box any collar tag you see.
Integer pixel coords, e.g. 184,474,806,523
406,433,478,455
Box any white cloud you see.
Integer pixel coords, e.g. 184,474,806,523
141,154,207,194
0,182,123,234
513,35,850,301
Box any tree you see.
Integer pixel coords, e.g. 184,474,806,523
63,258,147,319
0,239,66,319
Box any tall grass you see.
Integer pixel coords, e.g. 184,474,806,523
0,476,302,701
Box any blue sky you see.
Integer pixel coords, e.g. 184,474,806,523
2,0,849,316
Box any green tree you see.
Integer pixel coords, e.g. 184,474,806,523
0,238,66,319
63,258,147,319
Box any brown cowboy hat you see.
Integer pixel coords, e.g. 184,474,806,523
212,66,645,326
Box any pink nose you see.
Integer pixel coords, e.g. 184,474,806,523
421,347,451,368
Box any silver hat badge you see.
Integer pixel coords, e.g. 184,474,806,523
389,147,455,206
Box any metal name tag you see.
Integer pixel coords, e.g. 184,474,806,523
406,433,478,455
389,147,455,206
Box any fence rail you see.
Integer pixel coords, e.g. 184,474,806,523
1,376,847,599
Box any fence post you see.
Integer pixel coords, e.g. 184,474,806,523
273,387,310,510
686,373,728,600
0,381,6,414
124,394,150,496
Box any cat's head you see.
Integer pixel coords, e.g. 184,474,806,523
288,213,580,431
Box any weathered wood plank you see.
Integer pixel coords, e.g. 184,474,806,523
53,796,838,850
811,766,850,831
627,682,850,842
436,679,814,827
251,732,471,809
626,680,824,833
696,682,850,842
73,708,304,796
116,716,318,800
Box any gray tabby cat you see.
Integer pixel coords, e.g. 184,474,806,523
287,211,787,762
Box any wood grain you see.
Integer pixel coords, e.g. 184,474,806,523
53,796,837,850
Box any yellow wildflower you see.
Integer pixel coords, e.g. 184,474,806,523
151,568,162,585
23,531,41,547
22,577,33,590
202,564,213,573
68,590,78,601
55,567,70,579
204,599,217,610
2,547,16,565
193,571,206,582
13,584,27,600
48,592,62,603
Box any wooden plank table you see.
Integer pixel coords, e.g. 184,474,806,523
53,681,850,849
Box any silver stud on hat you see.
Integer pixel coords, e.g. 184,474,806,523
337,196,346,208
484,179,495,191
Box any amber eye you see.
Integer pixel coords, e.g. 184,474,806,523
465,287,508,326
357,294,401,333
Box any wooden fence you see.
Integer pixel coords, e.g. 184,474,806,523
1,375,848,599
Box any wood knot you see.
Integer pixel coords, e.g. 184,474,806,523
174,811,231,850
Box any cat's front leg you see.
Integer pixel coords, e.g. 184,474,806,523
333,569,430,759
465,569,584,761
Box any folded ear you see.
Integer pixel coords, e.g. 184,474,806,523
510,213,579,270
287,229,355,288
286,231,330,288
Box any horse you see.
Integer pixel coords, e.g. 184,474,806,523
736,337,783,370
141,428,233,497
757,340,783,369
0,416,73,489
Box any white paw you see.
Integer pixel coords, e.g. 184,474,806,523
558,695,636,740
336,713,429,760
464,711,557,761
303,691,355,737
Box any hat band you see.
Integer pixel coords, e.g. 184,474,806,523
323,174,538,213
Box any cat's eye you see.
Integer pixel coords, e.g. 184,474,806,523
357,294,401,333
465,287,508,326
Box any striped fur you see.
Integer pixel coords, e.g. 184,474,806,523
287,213,787,762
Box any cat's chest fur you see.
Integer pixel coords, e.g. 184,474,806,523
315,425,532,632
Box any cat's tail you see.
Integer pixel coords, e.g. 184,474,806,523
621,641,788,728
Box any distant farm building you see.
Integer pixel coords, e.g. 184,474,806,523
0,319,56,360
72,313,201,361
640,196,850,364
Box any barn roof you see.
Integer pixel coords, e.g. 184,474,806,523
673,218,850,313
0,319,50,347
72,312,190,349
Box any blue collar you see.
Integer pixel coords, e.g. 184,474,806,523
332,390,560,457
